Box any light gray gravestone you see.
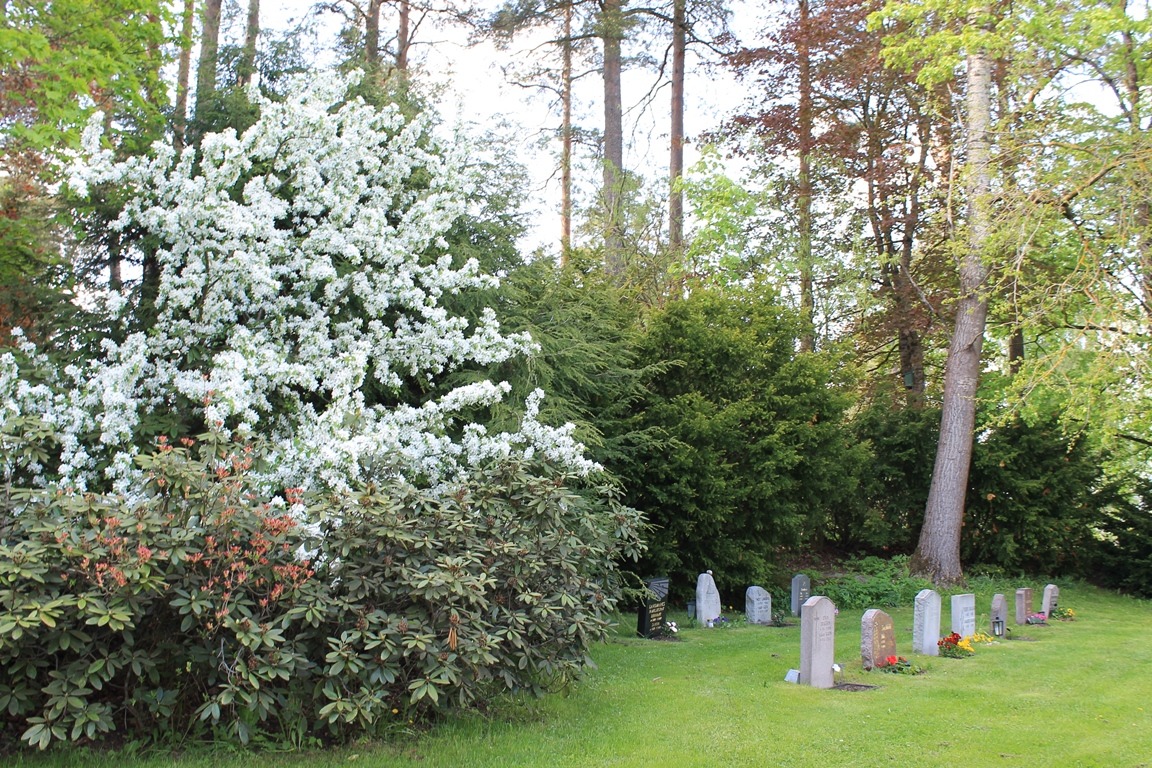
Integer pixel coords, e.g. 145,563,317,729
696,572,722,626
791,574,811,616
1015,588,1033,625
1042,584,1060,617
951,593,977,637
746,586,773,625
861,609,897,671
799,596,836,688
990,594,1008,636
912,589,941,656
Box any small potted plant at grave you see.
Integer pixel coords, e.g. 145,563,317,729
879,655,925,675
1027,612,1048,625
1050,607,1076,621
938,632,975,658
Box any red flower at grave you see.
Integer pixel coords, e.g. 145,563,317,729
885,655,898,667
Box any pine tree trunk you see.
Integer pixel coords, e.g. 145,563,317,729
194,0,222,124
366,0,381,69
602,0,625,273
397,0,410,72
173,0,195,150
238,0,260,86
797,0,815,352
911,32,993,586
561,2,573,261
669,0,685,253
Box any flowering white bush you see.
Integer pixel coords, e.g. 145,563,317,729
1,71,597,492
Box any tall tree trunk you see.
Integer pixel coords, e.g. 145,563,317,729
194,0,222,124
602,0,625,273
366,0,381,69
797,0,815,352
173,0,195,150
1008,326,1024,374
911,29,994,586
669,0,685,253
561,2,573,261
238,0,260,86
397,0,410,72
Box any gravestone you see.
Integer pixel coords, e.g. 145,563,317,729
696,572,722,626
1015,588,1033,625
912,589,941,656
951,593,977,637
1042,584,1059,617
861,609,897,671
799,596,836,688
990,593,1008,636
636,577,670,639
746,586,773,625
791,574,811,617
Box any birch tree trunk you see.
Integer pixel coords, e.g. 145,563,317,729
911,28,993,585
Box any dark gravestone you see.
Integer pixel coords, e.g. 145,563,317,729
1015,588,1033,625
636,577,670,638
791,574,811,617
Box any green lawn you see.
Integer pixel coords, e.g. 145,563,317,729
7,582,1152,767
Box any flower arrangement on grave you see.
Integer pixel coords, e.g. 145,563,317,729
771,610,789,627
1050,607,1076,621
938,632,975,658
879,655,925,675
706,615,744,629
662,621,680,636
969,631,996,645
1027,612,1049,625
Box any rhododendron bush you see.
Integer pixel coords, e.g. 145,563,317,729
1,70,593,493
0,431,644,748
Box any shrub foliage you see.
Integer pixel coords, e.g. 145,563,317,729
0,432,643,749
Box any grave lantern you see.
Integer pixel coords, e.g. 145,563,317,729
992,618,1005,637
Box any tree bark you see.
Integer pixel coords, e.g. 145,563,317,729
366,0,381,69
602,0,625,273
669,0,685,253
397,0,410,72
797,0,815,352
911,29,994,586
238,0,260,86
173,0,195,150
561,2,573,261
194,0,222,124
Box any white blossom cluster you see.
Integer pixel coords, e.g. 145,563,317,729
2,71,598,492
